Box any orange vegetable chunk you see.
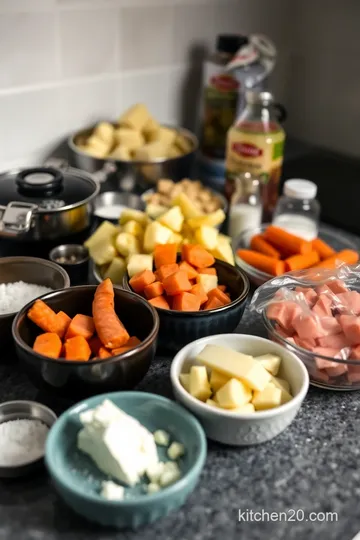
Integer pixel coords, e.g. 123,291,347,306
264,225,312,255
98,347,112,359
88,335,102,356
237,250,285,276
285,251,320,272
312,238,336,260
172,292,201,312
314,250,359,270
179,261,198,280
144,281,164,300
64,335,91,361
190,283,208,305
155,264,179,282
198,267,217,275
33,332,62,359
149,295,170,310
129,269,156,294
218,285,227,292
65,314,95,341
56,311,71,338
184,244,215,269
250,234,281,259
162,270,192,296
208,287,231,305
203,296,224,310
27,299,63,335
154,244,177,269
93,278,130,349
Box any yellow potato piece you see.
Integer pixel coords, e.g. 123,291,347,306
211,241,235,266
252,383,282,410
84,221,118,251
187,209,226,229
122,220,144,238
145,203,168,220
216,378,252,409
255,354,281,376
179,373,190,392
171,193,203,219
143,222,172,253
115,232,140,257
93,121,115,144
119,209,148,227
89,242,116,266
194,226,219,250
103,257,126,284
189,366,211,402
114,128,144,151
210,370,230,393
158,206,184,233
118,103,150,131
147,126,177,147
196,274,218,293
127,254,153,278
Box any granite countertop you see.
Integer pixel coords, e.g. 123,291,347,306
1,225,360,540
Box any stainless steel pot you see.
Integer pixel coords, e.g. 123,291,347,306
68,124,199,191
0,166,99,240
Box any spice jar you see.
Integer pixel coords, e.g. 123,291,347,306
226,172,262,240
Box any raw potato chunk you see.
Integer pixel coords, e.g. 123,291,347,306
122,220,144,238
187,210,226,229
167,442,185,460
216,378,252,409
179,373,190,391
86,135,110,157
195,226,219,250
143,116,161,139
115,232,140,257
146,204,168,220
218,233,232,244
232,403,255,414
118,103,150,131
171,193,203,219
119,209,148,227
174,133,193,154
134,141,168,161
89,242,116,266
148,126,177,147
153,430,170,447
168,146,183,158
211,241,235,266
94,122,115,144
114,128,144,150
271,377,293,404
169,232,183,246
143,222,172,253
84,221,118,251
103,257,126,284
196,274,218,294
252,383,282,410
158,206,184,233
127,254,153,278
189,366,211,402
255,354,281,376
210,370,230,392
108,145,131,160
206,399,220,408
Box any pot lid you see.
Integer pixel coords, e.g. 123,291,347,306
0,167,98,213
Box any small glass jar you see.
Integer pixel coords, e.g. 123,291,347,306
227,172,262,240
272,178,320,240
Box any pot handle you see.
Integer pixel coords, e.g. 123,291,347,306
0,202,38,238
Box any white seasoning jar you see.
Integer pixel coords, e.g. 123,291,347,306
228,172,262,240
272,179,320,240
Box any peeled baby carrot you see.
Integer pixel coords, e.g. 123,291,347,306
172,292,201,312
154,244,177,269
56,311,71,339
98,347,112,359
207,287,231,305
93,278,130,349
33,332,62,359
28,300,63,335
155,264,179,282
190,283,208,305
250,234,281,259
129,269,156,294
203,296,223,310
163,270,192,296
198,267,217,275
144,281,164,300
179,261,198,280
285,251,320,272
148,296,170,310
184,244,215,269
237,249,285,276
314,249,359,269
88,335,102,356
264,225,312,255
311,238,336,260
65,314,95,341
64,336,91,361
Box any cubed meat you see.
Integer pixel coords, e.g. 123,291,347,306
320,317,342,336
312,294,333,318
317,332,350,349
350,345,360,360
338,314,360,345
347,363,360,383
336,291,360,315
327,279,348,295
267,302,302,332
294,336,316,350
292,314,324,340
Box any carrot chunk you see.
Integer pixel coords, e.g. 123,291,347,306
285,251,320,272
56,311,71,339
172,292,201,312
155,264,179,282
98,346,112,359
88,335,102,356
93,278,130,349
236,250,285,276
126,336,141,347
65,314,95,341
190,283,208,305
33,332,62,359
129,269,156,294
314,250,359,269
218,285,227,292
250,234,281,259
184,244,215,268
179,261,198,280
162,270,192,296
27,299,63,335
111,336,141,356
311,238,336,260
264,225,312,255
154,244,177,269
198,267,217,275
64,335,91,361
208,287,231,305
149,296,170,310
144,281,164,300
203,296,224,310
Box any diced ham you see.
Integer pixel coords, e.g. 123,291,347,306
295,287,318,307
286,337,296,345
326,363,348,377
292,314,324,340
317,332,350,349
309,368,330,383
336,291,360,315
312,294,333,318
316,284,332,295
327,279,348,295
275,323,294,338
350,345,360,360
338,314,360,345
320,316,342,336
294,335,316,350
313,347,341,370
347,363,360,383
267,302,302,332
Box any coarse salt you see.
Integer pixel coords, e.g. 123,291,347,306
0,281,53,315
0,419,49,466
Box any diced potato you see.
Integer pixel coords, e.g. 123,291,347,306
271,377,293,404
115,232,140,257
181,222,194,243
196,274,218,293
153,430,170,447
84,220,118,251
189,366,211,402
146,203,168,220
158,206,184,233
231,403,255,414
206,398,220,408
119,209,148,227
103,256,126,284
127,254,153,278
216,378,252,409
218,233,232,245
194,226,219,250
122,220,144,238
179,373,190,392
143,222,172,253
89,242,116,266
171,192,203,219
252,383,282,410
167,442,185,460
187,209,226,229
211,241,235,266
255,354,281,376
169,232,183,247
210,370,230,392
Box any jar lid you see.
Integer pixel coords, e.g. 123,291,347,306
216,34,248,55
284,179,317,200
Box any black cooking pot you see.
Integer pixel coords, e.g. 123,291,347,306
0,166,99,241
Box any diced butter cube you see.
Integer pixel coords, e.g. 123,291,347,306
153,430,170,447
271,377,293,404
179,373,190,392
252,383,282,410
210,370,230,392
194,225,219,250
127,254,153,278
146,461,165,483
189,366,212,401
158,206,184,232
143,222,172,253
231,403,256,414
160,463,181,487
147,482,161,494
167,441,185,460
100,480,125,501
255,354,281,376
206,399,220,408
196,274,218,293
216,378,252,409
197,345,271,391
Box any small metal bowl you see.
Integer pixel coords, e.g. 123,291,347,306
93,192,144,222
49,245,89,285
0,400,57,478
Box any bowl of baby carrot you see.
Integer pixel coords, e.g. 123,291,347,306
12,279,159,398
234,224,359,287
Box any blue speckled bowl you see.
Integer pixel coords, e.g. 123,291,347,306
45,391,207,529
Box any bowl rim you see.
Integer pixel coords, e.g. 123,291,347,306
0,257,71,320
12,285,160,366
141,186,228,213
122,259,250,316
44,391,207,506
170,333,309,419
49,244,90,266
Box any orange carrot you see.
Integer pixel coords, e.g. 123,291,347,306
285,251,320,272
148,296,170,310
250,234,281,259
181,243,194,261
162,270,192,296
144,281,164,300
218,285,227,292
28,299,63,335
203,296,224,310
154,244,177,269
312,238,336,260
98,346,112,359
65,314,95,341
155,264,179,282
314,249,359,269
125,336,141,347
33,332,62,359
88,335,102,356
129,269,156,294
92,278,130,349
190,283,208,305
56,311,71,338
184,244,215,268
207,287,231,305
198,267,217,275
172,292,201,312
237,249,285,276
64,335,91,361
264,225,312,255
179,261,198,280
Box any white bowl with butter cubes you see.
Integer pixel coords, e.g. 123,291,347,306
170,334,309,446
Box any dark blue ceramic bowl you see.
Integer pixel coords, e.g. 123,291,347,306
123,259,250,351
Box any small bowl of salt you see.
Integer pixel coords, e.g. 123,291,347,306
0,400,57,477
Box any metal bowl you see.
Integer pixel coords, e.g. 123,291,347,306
49,245,90,286
93,191,144,221
68,124,198,190
0,400,57,477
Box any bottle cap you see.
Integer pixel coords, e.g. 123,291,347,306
216,35,248,55
284,179,317,200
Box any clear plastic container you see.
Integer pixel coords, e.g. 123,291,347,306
272,179,320,241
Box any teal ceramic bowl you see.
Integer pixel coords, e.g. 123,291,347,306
45,391,207,529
